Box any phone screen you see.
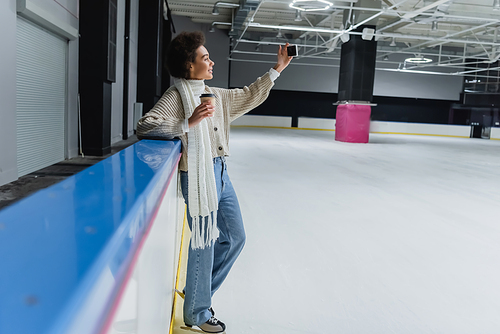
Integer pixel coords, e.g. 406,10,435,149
287,45,298,57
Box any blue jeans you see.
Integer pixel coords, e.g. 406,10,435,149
180,157,246,326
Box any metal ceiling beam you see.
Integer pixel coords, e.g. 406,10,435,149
299,11,341,39
233,49,485,67
401,0,453,20
228,56,500,79
378,20,500,60
296,0,408,57
246,22,500,47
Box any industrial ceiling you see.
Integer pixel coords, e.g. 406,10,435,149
168,0,500,84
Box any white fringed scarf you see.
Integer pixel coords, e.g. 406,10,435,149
174,78,219,249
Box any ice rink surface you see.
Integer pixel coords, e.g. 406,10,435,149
213,127,500,334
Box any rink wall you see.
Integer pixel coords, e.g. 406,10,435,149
298,117,336,130
232,115,473,138
491,127,500,140
0,139,183,334
232,115,293,128
369,121,471,138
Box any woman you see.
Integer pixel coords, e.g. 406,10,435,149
137,31,292,333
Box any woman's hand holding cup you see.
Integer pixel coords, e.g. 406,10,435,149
189,95,216,128
188,101,215,128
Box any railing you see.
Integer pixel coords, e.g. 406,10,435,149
0,139,182,334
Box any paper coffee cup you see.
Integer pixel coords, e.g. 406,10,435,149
200,93,216,105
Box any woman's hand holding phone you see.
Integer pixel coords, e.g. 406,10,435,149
273,42,294,73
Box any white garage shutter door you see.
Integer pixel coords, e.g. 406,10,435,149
16,17,67,177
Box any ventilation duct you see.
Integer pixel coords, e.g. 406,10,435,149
229,0,260,37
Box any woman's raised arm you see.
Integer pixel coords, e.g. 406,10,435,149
227,43,293,122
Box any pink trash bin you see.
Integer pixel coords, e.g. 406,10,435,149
335,104,371,143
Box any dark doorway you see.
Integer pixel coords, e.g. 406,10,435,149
470,108,493,139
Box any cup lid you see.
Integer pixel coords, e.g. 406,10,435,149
200,93,216,98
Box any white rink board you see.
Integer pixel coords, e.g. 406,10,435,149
490,127,500,140
106,168,181,334
370,121,471,137
232,116,472,139
298,117,335,130
231,115,292,127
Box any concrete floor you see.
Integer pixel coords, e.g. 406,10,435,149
0,136,139,210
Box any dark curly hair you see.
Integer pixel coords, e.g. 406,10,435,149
166,31,206,79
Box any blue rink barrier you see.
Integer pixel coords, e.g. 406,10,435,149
0,139,182,334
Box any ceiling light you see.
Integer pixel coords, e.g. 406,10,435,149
209,26,215,33
390,38,396,47
361,27,375,41
276,29,283,38
340,33,350,43
294,9,302,21
494,0,500,10
431,20,438,31
212,6,220,15
405,56,432,64
248,22,343,34
383,55,389,61
289,0,333,12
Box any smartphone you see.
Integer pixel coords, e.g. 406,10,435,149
287,44,298,57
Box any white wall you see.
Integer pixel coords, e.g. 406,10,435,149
172,15,230,89
229,43,463,101
231,57,340,92
0,0,79,187
373,70,463,101
0,0,18,186
230,43,341,92
33,0,79,28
